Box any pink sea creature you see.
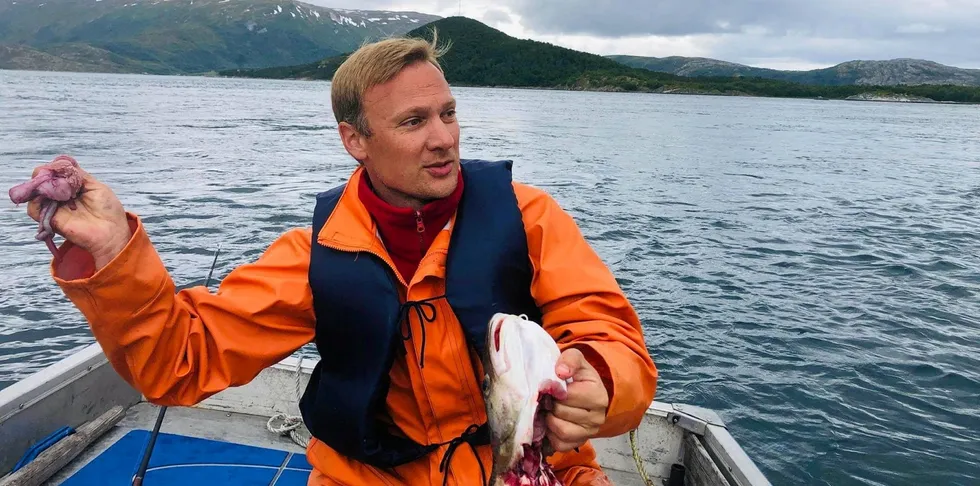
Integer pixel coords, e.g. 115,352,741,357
8,155,84,256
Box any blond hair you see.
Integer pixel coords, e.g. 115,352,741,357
331,29,450,137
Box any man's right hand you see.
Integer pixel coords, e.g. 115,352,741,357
24,162,131,270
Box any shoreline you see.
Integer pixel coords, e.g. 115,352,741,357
216,71,980,104
4,67,978,105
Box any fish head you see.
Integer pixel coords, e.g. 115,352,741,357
482,313,568,485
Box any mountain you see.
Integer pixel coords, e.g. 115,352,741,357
219,17,980,104
607,55,763,78
607,55,980,87
0,0,440,74
220,16,688,89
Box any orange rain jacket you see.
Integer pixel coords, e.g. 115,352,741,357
50,166,658,485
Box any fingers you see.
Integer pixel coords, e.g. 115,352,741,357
555,347,587,379
558,380,610,410
77,165,97,183
551,402,603,429
26,198,42,222
22,155,90,228
546,369,609,450
545,414,589,453
31,155,90,179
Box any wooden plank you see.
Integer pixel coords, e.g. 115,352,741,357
0,405,125,486
683,432,728,486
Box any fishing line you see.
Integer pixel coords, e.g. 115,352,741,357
131,243,222,486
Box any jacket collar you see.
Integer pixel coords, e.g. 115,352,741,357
316,165,463,288
315,166,385,253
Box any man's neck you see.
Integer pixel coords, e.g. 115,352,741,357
357,170,464,282
368,180,426,211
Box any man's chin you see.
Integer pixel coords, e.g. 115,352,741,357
419,179,458,203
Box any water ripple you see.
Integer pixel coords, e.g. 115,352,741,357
1,71,979,485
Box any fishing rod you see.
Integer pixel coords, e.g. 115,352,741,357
132,243,222,486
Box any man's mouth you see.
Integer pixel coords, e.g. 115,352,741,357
424,160,453,169
424,159,455,177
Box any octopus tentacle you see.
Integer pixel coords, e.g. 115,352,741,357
39,200,58,240
43,235,58,256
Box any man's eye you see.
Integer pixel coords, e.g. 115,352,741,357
444,110,456,118
402,118,422,127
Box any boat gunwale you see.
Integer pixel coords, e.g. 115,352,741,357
0,343,108,423
0,342,141,477
1,343,772,486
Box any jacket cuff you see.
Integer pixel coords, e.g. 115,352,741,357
50,213,164,327
562,341,655,438
51,212,140,285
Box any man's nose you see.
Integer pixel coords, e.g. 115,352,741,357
426,119,456,151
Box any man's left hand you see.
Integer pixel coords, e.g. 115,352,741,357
545,347,609,452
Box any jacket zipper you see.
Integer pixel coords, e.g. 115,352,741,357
415,210,425,258
408,210,469,445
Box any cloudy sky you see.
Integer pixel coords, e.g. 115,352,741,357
315,0,980,70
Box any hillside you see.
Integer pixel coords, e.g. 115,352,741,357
219,17,980,103
607,55,767,78
0,0,439,74
220,16,687,89
608,55,980,87
0,44,159,73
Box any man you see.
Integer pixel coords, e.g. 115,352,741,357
24,33,657,485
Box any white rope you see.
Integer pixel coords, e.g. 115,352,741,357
266,356,310,448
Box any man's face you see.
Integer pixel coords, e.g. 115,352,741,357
340,60,460,209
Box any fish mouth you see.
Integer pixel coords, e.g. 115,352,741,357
486,313,567,485
499,385,565,485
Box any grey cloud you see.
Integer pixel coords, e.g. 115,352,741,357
481,8,515,27
503,0,980,67
505,0,980,38
300,0,980,67
710,31,980,69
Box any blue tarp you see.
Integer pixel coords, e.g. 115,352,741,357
61,429,312,485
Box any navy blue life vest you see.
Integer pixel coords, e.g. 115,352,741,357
299,159,543,469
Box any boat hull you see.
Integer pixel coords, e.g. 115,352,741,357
0,343,771,485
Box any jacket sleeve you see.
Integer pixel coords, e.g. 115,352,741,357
50,212,317,406
514,182,658,437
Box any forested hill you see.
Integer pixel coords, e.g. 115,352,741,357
0,0,439,74
219,16,684,88
219,17,980,103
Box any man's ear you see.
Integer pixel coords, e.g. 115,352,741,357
338,121,368,162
